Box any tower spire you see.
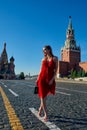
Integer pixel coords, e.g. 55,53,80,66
68,16,72,30
66,16,74,40
4,42,6,49
1,42,8,64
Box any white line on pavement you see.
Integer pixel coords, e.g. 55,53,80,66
56,91,71,96
1,82,4,84
29,107,61,130
4,85,7,87
8,89,19,97
58,87,87,94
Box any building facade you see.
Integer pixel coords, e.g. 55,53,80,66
0,43,15,79
57,16,87,77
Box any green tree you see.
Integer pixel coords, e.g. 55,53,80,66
72,70,77,79
82,70,85,77
77,69,82,77
85,72,87,77
70,69,77,79
70,69,74,78
19,72,25,79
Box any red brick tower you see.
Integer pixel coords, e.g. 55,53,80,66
61,16,81,71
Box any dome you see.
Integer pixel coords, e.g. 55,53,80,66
10,56,14,61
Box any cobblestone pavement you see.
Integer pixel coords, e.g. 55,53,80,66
0,79,87,130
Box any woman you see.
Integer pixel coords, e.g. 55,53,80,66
36,45,58,121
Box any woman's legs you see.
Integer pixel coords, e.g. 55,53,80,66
39,97,48,120
38,100,43,116
42,98,48,121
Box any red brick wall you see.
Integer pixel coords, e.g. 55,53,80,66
58,61,68,76
79,62,87,72
69,50,80,63
61,49,80,63
61,50,70,62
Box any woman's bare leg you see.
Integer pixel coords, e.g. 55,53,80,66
41,98,48,121
38,97,48,121
38,100,43,116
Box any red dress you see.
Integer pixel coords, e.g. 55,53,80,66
37,58,56,98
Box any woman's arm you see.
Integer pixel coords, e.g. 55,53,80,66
36,58,44,84
54,56,58,77
49,56,58,85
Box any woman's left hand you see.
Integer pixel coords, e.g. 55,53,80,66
49,79,53,85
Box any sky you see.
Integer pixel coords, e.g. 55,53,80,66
0,0,87,76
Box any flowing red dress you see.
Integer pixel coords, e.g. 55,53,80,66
37,58,56,98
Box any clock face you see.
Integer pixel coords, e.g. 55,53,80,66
70,40,75,47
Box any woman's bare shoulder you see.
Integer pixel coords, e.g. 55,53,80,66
42,57,46,62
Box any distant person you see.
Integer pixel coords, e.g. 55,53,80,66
36,45,58,121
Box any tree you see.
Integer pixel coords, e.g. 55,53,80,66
77,69,82,77
19,72,25,79
72,70,77,79
82,70,85,77
85,72,87,77
70,69,77,79
70,69,74,78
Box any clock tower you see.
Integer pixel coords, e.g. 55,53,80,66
61,16,81,70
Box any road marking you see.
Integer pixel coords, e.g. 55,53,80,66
8,89,19,97
4,85,7,87
0,86,24,130
58,87,87,94
1,82,4,84
56,91,71,96
29,107,61,130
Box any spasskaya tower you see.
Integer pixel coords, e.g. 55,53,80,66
61,16,81,71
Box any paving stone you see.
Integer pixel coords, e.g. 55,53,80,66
0,80,87,130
